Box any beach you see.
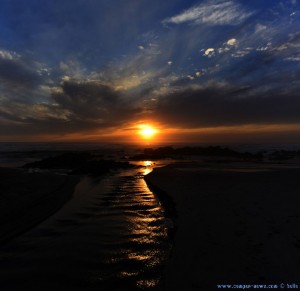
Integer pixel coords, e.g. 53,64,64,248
0,164,170,290
0,167,79,244
1,158,300,290
145,162,300,290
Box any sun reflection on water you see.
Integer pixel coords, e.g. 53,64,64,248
141,160,153,175
93,160,172,289
137,279,160,288
120,171,170,288
144,160,152,167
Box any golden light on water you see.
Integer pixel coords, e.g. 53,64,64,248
144,161,152,167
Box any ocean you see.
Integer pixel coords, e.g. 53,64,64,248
0,142,137,167
1,141,300,168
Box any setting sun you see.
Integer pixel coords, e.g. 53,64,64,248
139,125,157,139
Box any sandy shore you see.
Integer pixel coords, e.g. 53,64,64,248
146,162,300,290
0,167,79,244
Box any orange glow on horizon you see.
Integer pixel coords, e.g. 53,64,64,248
139,124,158,140
2,122,300,143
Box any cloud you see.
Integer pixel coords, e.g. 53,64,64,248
0,49,44,89
204,48,215,57
285,56,300,61
0,50,16,60
0,77,144,137
51,80,140,123
163,0,253,26
0,0,299,141
231,50,251,58
255,24,267,34
151,82,300,127
227,38,237,46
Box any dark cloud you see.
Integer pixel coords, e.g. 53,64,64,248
52,81,120,119
1,77,299,138
52,80,141,122
152,83,300,127
0,54,43,89
0,80,142,136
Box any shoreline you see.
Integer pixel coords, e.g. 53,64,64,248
2,159,300,289
0,167,80,245
0,165,172,290
145,162,300,290
144,175,178,232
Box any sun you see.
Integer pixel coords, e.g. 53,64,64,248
139,125,157,139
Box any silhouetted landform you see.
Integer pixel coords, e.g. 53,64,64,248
269,150,300,160
132,146,263,160
23,152,133,176
0,167,79,244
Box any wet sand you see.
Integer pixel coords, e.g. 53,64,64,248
0,167,79,244
145,162,300,290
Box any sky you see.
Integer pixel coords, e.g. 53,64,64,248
0,0,299,144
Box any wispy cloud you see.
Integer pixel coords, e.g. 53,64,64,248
163,0,253,26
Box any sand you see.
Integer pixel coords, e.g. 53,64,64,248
0,167,79,244
145,162,300,290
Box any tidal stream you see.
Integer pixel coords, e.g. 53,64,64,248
0,162,171,290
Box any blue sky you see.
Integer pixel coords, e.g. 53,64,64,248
0,0,299,142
